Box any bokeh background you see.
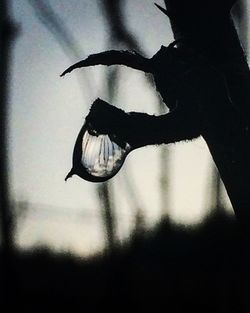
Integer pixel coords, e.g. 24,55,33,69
3,0,249,257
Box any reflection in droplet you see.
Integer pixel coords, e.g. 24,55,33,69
81,130,131,178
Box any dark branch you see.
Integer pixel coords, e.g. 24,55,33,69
61,50,152,76
27,0,82,58
154,3,171,18
101,0,142,52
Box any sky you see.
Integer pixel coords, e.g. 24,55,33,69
9,0,234,256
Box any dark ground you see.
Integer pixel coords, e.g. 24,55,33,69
1,210,250,313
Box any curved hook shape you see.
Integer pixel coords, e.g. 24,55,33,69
61,50,152,76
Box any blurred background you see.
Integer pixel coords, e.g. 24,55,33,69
1,0,248,257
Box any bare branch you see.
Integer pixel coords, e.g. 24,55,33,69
27,0,82,58
27,0,93,97
101,0,143,52
61,50,152,76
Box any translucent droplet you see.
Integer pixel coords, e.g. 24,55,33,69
81,130,131,178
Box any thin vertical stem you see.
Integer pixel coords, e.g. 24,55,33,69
0,1,17,308
158,101,171,217
0,0,15,259
98,183,115,251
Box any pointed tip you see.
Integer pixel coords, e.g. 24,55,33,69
154,3,170,17
60,69,69,77
60,60,86,77
65,169,74,181
60,64,76,77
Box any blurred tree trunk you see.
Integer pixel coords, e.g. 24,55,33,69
0,0,17,309
233,0,248,53
211,166,224,211
0,0,15,259
98,182,115,251
158,106,171,217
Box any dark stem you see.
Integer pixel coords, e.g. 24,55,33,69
162,0,250,228
0,0,18,309
61,50,151,76
0,0,15,261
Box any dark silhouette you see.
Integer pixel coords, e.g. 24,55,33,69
62,0,250,230
2,1,250,312
0,0,16,261
0,2,18,311
4,212,250,313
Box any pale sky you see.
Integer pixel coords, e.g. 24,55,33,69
9,0,234,256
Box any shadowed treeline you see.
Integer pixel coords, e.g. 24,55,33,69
3,211,250,313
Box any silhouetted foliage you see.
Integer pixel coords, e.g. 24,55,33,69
3,212,250,313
